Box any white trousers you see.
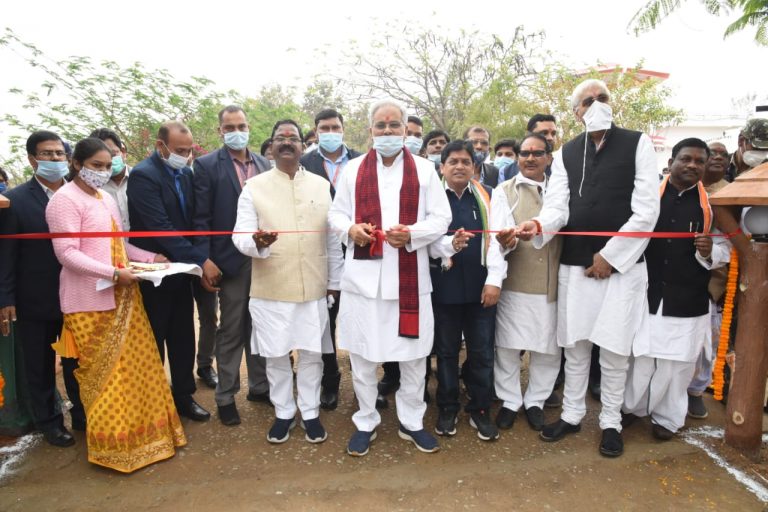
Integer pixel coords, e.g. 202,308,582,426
349,353,426,432
624,355,697,432
494,348,561,411
266,350,323,421
561,340,629,431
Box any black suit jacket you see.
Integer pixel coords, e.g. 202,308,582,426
300,146,363,198
127,151,206,265
0,179,63,321
192,147,270,277
480,163,499,188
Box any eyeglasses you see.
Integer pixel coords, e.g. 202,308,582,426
372,121,403,131
518,150,547,158
272,136,302,144
36,150,67,159
580,93,610,109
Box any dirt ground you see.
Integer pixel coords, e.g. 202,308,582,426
1,353,766,512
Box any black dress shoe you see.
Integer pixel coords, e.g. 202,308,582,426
375,393,389,410
197,366,218,389
544,391,562,408
320,388,339,410
621,411,639,428
43,426,75,447
495,407,517,430
246,390,271,403
525,406,545,431
540,419,581,442
600,428,624,457
651,423,675,441
217,403,241,426
177,398,211,422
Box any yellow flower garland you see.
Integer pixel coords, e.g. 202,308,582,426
712,247,739,401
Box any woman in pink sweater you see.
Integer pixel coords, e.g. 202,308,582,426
46,137,186,473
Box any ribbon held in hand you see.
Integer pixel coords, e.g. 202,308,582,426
369,229,385,257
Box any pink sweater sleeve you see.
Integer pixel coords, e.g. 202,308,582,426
46,193,115,279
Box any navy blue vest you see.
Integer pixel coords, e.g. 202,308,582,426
430,186,489,304
646,184,710,317
560,126,642,267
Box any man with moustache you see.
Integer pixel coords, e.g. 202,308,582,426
233,120,342,443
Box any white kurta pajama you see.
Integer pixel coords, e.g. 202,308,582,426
329,151,451,432
491,174,562,412
232,172,343,421
533,134,660,431
624,237,730,433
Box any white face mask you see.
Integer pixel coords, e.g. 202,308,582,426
743,150,768,168
582,101,613,132
79,166,112,190
427,154,441,164
404,136,423,154
161,142,189,170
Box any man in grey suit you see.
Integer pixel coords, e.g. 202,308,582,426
193,105,271,426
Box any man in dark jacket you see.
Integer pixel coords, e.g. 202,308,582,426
0,130,84,446
192,105,271,425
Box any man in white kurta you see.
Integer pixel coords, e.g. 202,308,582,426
232,121,343,445
328,99,451,456
623,139,729,439
517,79,660,457
491,134,562,432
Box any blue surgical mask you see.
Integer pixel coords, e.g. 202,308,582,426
0,183,6,193
373,136,404,158
494,156,514,169
35,160,69,182
404,136,423,154
427,154,442,164
224,130,249,151
318,132,343,153
473,151,489,166
111,155,126,176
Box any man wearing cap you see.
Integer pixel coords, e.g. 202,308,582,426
726,118,768,181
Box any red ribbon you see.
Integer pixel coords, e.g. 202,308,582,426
369,229,385,257
0,229,740,240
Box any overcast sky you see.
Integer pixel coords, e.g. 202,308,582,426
1,0,765,158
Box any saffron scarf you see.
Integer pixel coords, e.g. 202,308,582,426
354,148,421,339
659,175,712,232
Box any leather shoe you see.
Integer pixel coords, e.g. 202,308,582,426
43,426,75,447
196,366,218,389
320,388,339,410
495,407,517,430
652,423,675,441
621,411,639,429
176,398,211,422
375,393,389,410
600,428,624,457
525,406,545,431
540,419,581,442
544,391,562,408
217,403,241,426
246,390,271,403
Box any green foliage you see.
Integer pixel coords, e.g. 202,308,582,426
629,0,768,46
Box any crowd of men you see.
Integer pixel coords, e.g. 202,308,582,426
1,77,767,459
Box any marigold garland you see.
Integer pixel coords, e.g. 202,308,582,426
712,247,739,400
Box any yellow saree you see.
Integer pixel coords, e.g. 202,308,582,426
59,231,186,473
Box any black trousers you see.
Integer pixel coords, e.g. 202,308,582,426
16,318,84,430
321,297,341,391
140,274,196,401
